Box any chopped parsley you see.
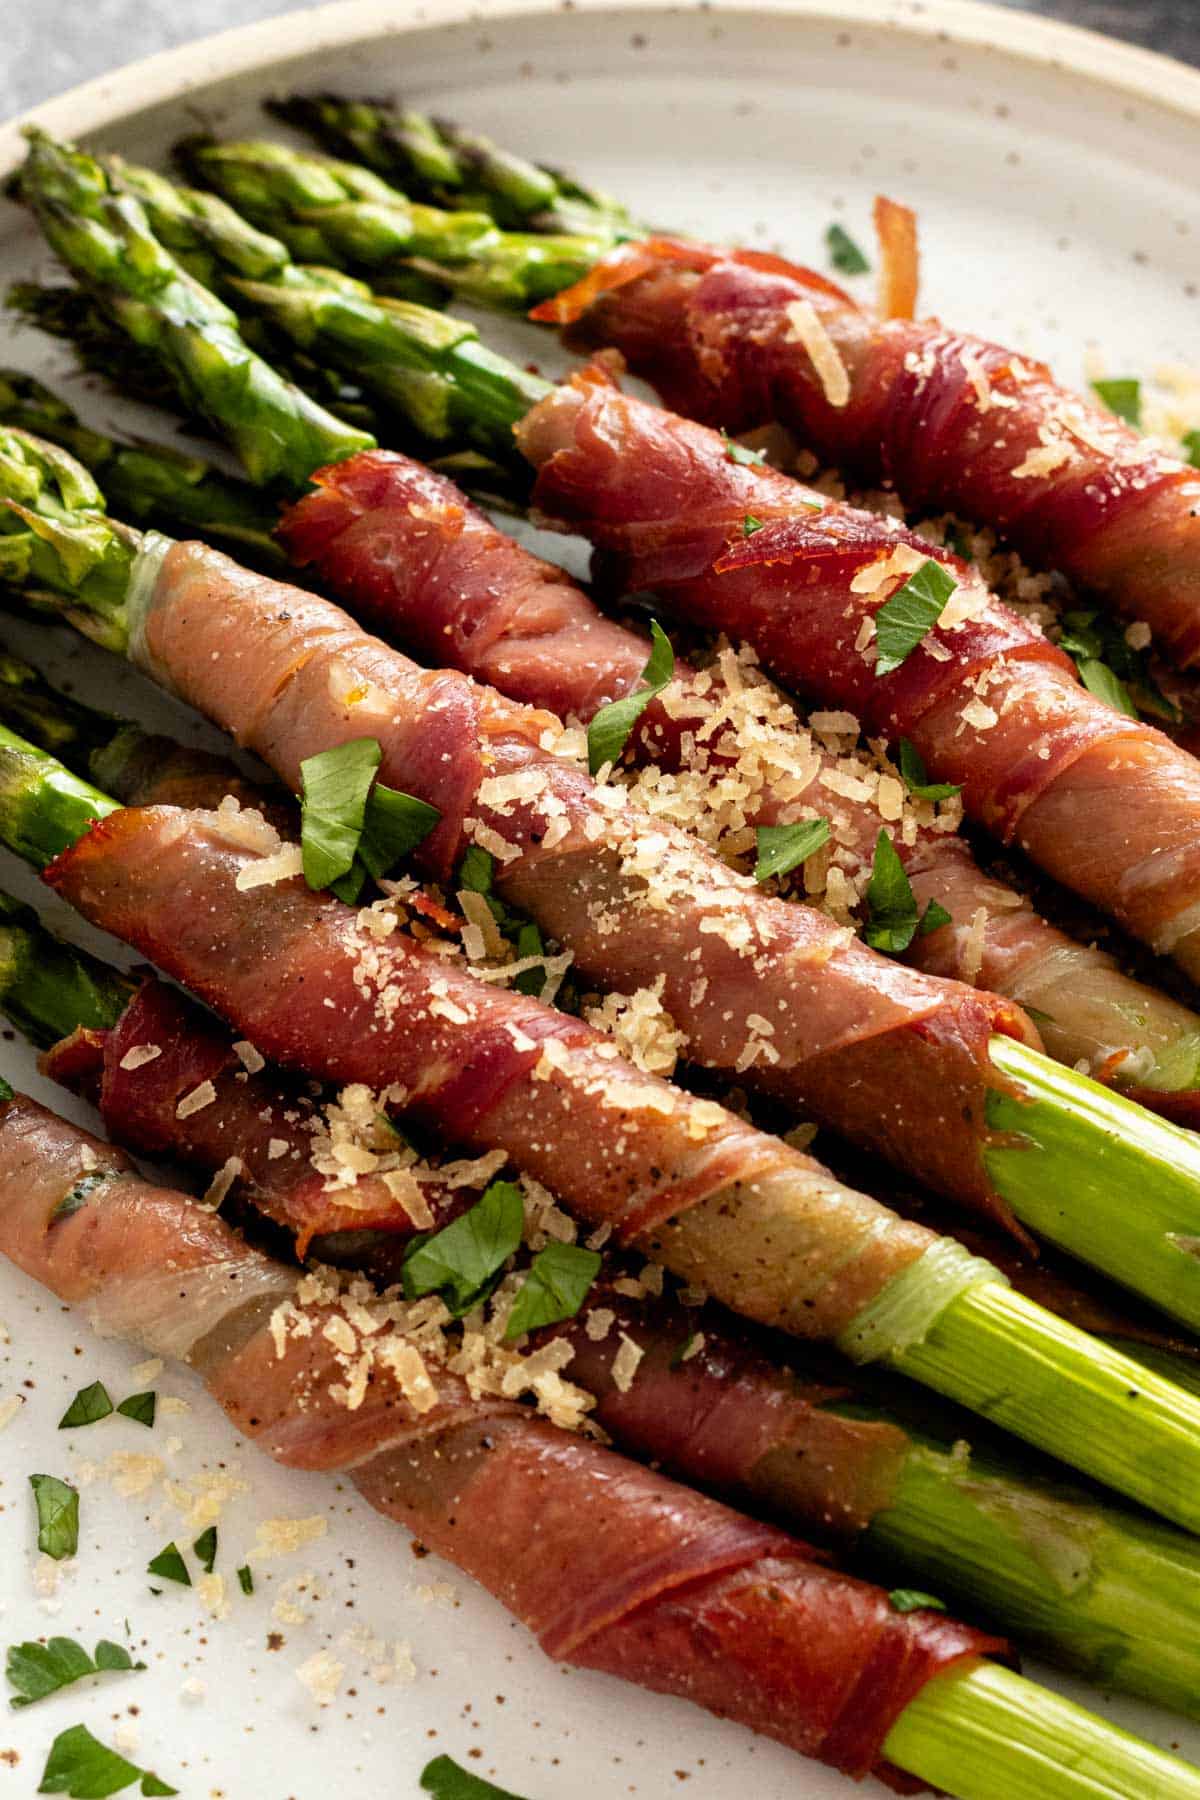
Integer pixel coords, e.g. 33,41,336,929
237,1564,254,1596
115,1392,156,1429
1058,607,1176,722
586,620,675,775
37,1723,176,1797
873,559,957,676
403,1180,525,1317
1090,376,1141,427
30,1474,79,1561
741,513,765,536
753,817,831,884
669,1332,701,1369
420,1754,528,1800
146,1543,190,1588
50,1172,111,1225
192,1526,218,1574
897,739,963,803
1077,657,1136,718
888,1588,948,1614
512,920,548,998
825,222,870,275
1182,428,1200,468
720,429,768,467
863,830,949,953
58,1382,113,1430
299,738,439,900
7,1635,142,1709
504,1242,602,1341
0,1076,12,1103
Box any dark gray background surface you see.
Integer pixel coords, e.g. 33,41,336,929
4,0,1199,121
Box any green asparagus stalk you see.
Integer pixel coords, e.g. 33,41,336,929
265,93,641,241
0,890,133,1046
167,134,612,309
11,446,1200,1544
5,744,1200,1730
13,129,372,488
0,369,285,564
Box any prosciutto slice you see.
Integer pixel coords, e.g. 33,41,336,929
536,237,1200,670
279,449,1200,1115
40,976,468,1259
517,377,1200,983
0,1090,1003,1790
45,802,934,1340
116,530,1038,1218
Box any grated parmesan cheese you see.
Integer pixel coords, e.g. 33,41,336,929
785,299,851,407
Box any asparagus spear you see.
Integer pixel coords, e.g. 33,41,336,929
12,129,372,488
165,133,611,309
265,93,641,241
19,147,1200,1325
11,442,1200,1540
0,368,285,565
1,851,1200,1725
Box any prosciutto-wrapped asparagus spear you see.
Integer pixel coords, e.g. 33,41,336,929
12,881,1200,1722
276,443,1200,1120
8,707,1200,1539
11,1092,1200,1800
8,371,1195,1120
0,1089,998,1799
33,134,1200,996
232,107,1200,673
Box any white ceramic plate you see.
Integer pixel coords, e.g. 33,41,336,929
3,3,1200,1795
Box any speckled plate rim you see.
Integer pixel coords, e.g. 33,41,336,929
5,0,1200,183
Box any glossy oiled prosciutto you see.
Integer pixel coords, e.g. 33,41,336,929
537,238,1200,670
0,1090,1003,1788
118,530,1037,1217
45,802,935,1339
516,377,1200,983
280,449,1200,1116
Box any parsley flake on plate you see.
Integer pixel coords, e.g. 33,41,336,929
420,1753,529,1800
37,1722,176,1797
58,1382,113,1430
7,1636,142,1709
30,1474,79,1561
146,1543,190,1588
115,1392,156,1429
825,222,870,275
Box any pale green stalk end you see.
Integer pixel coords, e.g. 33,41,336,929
986,1033,1200,1329
885,1662,1200,1800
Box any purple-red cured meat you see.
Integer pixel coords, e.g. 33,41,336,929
517,376,1200,981
119,531,1037,1218
535,237,1200,670
0,1090,1004,1790
44,802,935,1339
277,448,1200,1119
40,976,463,1256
